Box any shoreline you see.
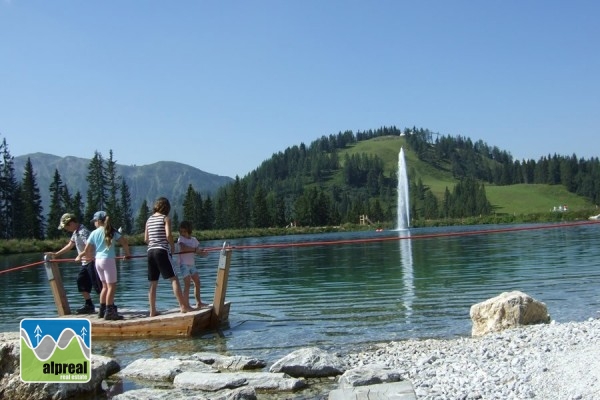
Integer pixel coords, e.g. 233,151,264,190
342,317,600,399
3,317,600,398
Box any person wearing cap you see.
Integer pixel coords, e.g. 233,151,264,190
44,213,102,314
76,211,131,320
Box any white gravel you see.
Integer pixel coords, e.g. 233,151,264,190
342,317,600,399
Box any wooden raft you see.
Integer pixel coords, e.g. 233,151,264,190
44,245,233,339
67,303,231,338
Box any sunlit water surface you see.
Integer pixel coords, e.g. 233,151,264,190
2,223,599,387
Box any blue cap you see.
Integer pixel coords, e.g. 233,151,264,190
91,211,107,223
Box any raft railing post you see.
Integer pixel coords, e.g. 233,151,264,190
211,242,232,328
44,254,71,316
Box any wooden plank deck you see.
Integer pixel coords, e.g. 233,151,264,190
64,302,231,338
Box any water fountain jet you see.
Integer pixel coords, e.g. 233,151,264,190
397,147,410,230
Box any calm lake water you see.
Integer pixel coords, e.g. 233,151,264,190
2,222,600,370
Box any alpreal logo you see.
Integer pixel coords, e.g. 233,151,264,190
20,318,91,383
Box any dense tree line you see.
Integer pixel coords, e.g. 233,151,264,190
211,126,598,228
409,130,600,205
0,138,44,239
208,127,493,228
2,126,599,238
0,132,221,239
0,136,136,240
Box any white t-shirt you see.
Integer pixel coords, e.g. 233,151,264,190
177,235,199,265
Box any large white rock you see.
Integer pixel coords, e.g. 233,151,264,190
269,347,345,378
470,291,550,337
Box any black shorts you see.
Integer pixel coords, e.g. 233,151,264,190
147,248,176,281
77,261,102,294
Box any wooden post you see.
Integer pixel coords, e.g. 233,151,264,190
211,243,232,327
44,254,71,316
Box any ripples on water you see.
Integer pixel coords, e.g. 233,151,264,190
2,223,600,367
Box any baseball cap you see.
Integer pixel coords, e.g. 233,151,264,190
91,211,107,223
58,213,76,230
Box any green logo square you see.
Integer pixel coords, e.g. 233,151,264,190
20,318,92,383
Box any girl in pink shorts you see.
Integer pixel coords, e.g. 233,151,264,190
77,211,130,320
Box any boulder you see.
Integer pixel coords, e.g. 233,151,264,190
329,381,416,400
177,352,266,371
173,371,307,392
173,371,248,391
112,386,257,400
470,291,550,337
337,364,403,388
229,371,307,391
269,347,345,378
118,358,217,381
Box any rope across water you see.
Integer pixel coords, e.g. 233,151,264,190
1,220,598,275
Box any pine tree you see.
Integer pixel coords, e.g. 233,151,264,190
369,198,384,222
294,192,310,226
134,200,150,234
194,192,204,230
105,150,122,225
203,195,215,230
85,151,107,222
252,185,271,228
119,177,133,234
229,177,249,228
182,184,198,224
71,191,84,223
274,193,287,227
46,169,65,239
0,138,19,239
60,183,73,212
214,188,228,229
422,191,439,219
20,158,44,239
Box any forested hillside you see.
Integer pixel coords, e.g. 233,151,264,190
208,127,598,230
1,127,598,241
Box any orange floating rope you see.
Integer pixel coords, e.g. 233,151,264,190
1,220,598,275
0,260,46,275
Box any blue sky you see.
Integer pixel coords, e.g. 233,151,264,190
1,1,598,178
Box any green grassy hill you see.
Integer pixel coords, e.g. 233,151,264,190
337,136,595,215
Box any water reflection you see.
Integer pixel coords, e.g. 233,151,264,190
399,230,414,321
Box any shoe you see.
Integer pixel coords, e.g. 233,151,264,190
98,304,106,318
104,305,124,321
76,303,95,315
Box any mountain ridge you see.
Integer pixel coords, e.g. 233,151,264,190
13,153,234,215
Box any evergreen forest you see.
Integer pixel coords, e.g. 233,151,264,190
1,126,599,241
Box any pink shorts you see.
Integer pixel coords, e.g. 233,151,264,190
95,258,118,284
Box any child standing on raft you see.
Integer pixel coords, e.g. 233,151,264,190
145,197,194,316
177,220,208,309
76,211,130,320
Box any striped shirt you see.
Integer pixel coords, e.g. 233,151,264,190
146,214,170,252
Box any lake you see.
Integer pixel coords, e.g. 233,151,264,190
2,222,599,369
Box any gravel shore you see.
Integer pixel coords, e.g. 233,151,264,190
342,317,600,400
